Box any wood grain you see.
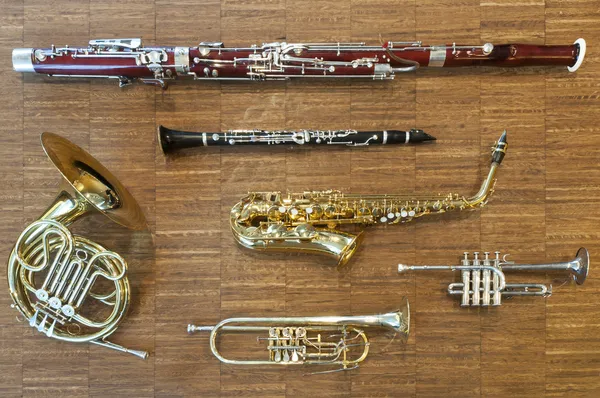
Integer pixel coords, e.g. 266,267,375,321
0,0,599,396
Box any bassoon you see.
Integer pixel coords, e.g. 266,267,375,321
13,38,586,89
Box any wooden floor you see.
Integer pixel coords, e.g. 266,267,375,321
1,0,600,396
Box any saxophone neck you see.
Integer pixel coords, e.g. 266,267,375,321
464,131,507,208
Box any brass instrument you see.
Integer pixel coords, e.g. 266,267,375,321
7,133,148,358
230,131,507,267
398,248,589,306
188,298,409,374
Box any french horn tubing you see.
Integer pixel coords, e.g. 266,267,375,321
7,133,148,358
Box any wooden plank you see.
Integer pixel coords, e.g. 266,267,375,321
0,1,599,396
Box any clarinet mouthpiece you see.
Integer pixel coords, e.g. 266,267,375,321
408,129,437,143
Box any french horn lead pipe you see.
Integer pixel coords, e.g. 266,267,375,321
158,125,435,153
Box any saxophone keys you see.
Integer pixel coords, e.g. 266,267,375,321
306,204,323,220
267,205,284,221
288,206,304,221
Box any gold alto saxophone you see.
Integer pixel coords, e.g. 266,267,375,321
231,131,507,268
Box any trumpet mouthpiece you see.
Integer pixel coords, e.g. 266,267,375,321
397,264,410,273
187,324,196,334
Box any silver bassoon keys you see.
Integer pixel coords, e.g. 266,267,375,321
13,38,586,88
398,248,589,306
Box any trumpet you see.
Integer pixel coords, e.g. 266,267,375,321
188,298,409,374
398,248,589,306
230,131,507,268
7,133,148,358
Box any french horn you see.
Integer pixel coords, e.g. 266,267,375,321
7,133,148,358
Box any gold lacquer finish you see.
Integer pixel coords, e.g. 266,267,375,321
230,131,508,268
188,297,410,374
6,133,148,358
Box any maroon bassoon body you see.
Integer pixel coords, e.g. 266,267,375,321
13,38,586,89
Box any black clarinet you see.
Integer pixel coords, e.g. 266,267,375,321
158,126,435,153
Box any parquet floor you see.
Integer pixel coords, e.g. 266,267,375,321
1,0,599,396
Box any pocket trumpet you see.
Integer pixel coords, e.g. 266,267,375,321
398,249,589,306
7,133,148,358
188,298,409,374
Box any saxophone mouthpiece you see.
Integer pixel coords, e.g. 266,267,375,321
492,130,508,165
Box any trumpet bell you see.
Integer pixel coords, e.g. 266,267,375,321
573,247,589,285
380,296,410,342
41,132,146,230
399,296,410,341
